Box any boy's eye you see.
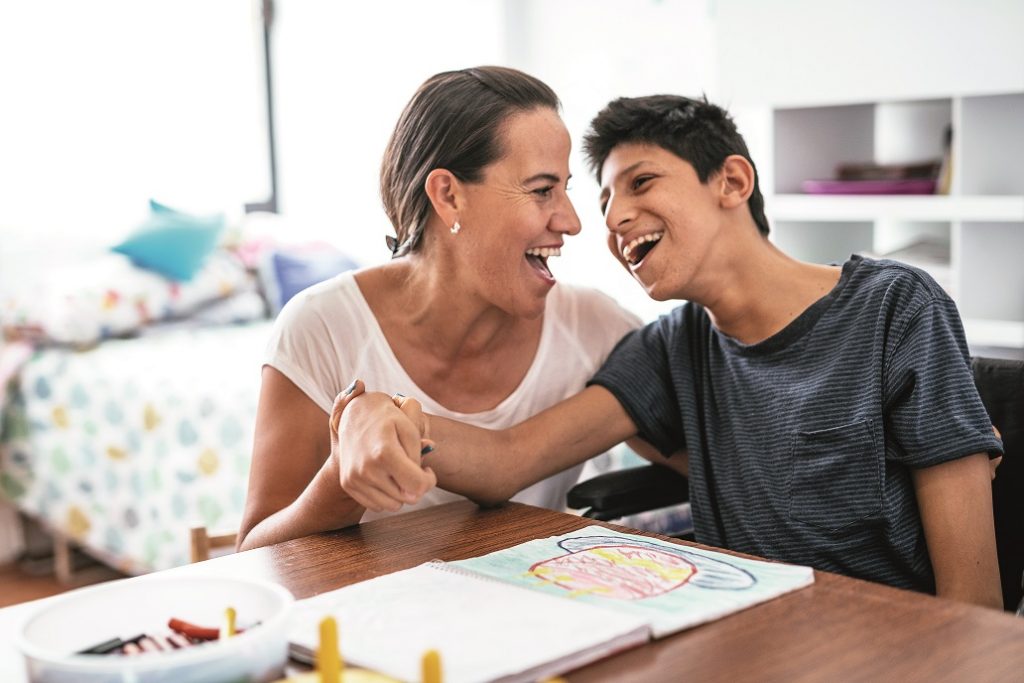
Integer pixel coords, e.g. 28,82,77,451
632,175,653,190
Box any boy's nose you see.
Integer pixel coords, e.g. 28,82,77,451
603,194,633,233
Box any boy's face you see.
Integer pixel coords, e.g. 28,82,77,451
598,142,724,301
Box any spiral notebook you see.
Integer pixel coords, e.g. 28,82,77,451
289,525,814,683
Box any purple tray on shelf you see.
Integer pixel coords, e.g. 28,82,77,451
801,178,937,195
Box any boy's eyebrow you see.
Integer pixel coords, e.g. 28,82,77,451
600,160,647,191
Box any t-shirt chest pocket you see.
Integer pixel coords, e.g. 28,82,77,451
788,419,882,531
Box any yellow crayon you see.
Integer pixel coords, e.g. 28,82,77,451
270,616,399,683
422,649,442,683
318,616,342,683
221,606,237,639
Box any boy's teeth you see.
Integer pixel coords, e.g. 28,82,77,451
622,232,664,262
525,247,561,258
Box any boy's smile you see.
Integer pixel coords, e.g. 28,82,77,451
621,230,664,266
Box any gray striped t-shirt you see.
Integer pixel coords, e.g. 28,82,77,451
590,255,1002,592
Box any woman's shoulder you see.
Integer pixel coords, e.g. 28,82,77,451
272,269,365,331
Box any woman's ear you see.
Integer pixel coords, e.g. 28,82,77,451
717,155,755,209
424,169,461,227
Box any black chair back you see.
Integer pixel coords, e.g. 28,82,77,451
972,357,1024,612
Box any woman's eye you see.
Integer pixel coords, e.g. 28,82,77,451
533,186,554,198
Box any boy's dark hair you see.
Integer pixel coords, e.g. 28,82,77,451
381,66,560,257
583,95,769,236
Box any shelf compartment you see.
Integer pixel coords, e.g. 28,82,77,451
772,99,951,195
957,222,1024,336
773,104,874,194
959,94,1024,195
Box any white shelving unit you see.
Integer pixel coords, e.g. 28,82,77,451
766,92,1024,351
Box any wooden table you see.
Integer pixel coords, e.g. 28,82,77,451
3,501,1024,682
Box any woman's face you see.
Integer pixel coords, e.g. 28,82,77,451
454,107,581,319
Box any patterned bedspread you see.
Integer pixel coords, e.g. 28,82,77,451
0,321,272,573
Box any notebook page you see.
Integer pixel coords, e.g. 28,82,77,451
453,525,815,639
289,561,649,683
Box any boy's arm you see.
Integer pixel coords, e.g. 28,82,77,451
628,438,689,476
911,452,1002,609
334,384,640,509
429,385,642,503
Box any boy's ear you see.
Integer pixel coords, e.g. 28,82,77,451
424,169,462,226
717,155,755,210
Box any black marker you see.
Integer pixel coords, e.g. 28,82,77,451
77,633,145,655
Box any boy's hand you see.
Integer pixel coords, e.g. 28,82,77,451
330,381,436,513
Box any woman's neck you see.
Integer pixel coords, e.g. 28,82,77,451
365,257,528,362
354,257,544,412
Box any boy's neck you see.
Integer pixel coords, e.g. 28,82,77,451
698,240,843,346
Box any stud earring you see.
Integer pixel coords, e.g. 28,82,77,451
450,221,461,235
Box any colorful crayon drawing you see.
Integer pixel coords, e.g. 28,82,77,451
451,525,815,638
527,536,755,600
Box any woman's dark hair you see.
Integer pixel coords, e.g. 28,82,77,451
583,95,769,236
381,66,560,257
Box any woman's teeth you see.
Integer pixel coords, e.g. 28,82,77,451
622,232,664,266
525,247,559,279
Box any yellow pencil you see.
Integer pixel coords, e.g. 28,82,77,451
318,616,342,683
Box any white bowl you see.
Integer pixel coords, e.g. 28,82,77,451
16,575,294,683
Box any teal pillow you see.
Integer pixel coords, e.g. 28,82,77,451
112,202,225,281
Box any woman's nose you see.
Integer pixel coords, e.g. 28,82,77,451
551,193,582,236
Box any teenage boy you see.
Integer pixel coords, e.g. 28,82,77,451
335,95,1003,608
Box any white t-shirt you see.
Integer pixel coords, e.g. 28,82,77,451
263,270,641,522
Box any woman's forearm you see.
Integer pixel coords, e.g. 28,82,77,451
237,457,365,551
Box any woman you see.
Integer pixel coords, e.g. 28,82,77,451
237,66,640,550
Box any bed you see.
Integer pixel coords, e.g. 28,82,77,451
0,205,358,576
0,320,269,574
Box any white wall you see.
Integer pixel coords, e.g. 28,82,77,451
271,1,506,263
715,0,1024,107
0,1,266,288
